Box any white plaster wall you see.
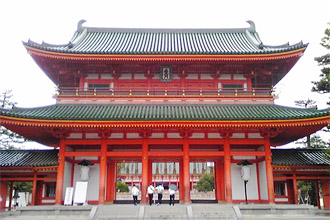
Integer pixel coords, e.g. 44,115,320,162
259,161,268,200
73,164,100,201
275,198,288,202
63,161,72,199
231,163,258,200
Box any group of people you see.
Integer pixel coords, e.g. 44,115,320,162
131,183,177,206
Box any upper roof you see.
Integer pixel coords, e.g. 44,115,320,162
1,104,329,121
272,149,330,166
24,20,306,55
0,150,58,167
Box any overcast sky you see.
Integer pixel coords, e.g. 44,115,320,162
0,0,329,148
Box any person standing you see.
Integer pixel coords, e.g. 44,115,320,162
169,184,177,206
156,184,164,205
131,185,139,205
147,183,155,206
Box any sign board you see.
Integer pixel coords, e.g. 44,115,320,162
73,181,88,205
64,187,74,206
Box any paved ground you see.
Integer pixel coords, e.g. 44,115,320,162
1,204,330,220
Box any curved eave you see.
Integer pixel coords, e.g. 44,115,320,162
25,45,307,62
1,114,329,129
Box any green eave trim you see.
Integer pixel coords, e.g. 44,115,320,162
1,104,329,121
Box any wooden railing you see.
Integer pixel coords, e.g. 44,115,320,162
57,87,272,97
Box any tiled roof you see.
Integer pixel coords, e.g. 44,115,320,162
24,20,306,55
0,150,58,167
272,149,330,166
1,104,329,121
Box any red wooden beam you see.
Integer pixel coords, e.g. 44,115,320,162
65,151,101,157
189,151,224,158
274,176,330,180
148,151,183,157
106,152,142,158
230,151,265,156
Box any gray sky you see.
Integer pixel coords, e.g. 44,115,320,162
0,0,329,148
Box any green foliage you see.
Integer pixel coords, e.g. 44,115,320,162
295,134,330,149
13,182,33,193
116,181,129,192
196,173,214,192
0,90,27,149
312,23,330,97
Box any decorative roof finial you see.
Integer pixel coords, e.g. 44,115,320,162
246,20,256,32
77,19,87,32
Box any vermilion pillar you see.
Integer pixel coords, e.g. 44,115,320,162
179,161,184,203
106,160,116,203
55,139,66,205
183,137,191,203
292,173,298,204
0,181,8,211
141,137,149,204
223,137,232,203
99,139,107,204
8,182,13,211
264,138,275,203
31,172,37,205
215,160,222,202
322,180,330,210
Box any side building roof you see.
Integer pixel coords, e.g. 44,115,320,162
272,149,330,166
0,150,58,167
24,20,306,55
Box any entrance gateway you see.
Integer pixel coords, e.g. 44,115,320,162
0,20,330,208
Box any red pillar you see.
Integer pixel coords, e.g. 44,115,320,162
215,160,222,202
292,173,298,204
264,138,275,203
223,137,232,203
322,180,330,210
8,182,13,211
55,139,66,205
179,162,184,203
183,137,191,203
148,161,153,186
106,160,116,203
31,171,37,206
0,181,8,211
99,139,107,204
141,137,149,204
315,180,320,209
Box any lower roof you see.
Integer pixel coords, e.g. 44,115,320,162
0,149,328,168
1,104,329,121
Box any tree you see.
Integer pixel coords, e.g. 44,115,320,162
294,99,317,148
312,23,330,98
116,181,129,192
196,173,214,192
0,90,26,149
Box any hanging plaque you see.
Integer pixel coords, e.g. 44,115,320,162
160,66,172,82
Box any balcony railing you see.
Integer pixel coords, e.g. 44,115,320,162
57,87,273,97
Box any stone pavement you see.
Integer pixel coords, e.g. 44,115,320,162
1,203,330,220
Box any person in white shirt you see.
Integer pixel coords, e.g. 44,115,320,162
169,187,176,206
156,184,164,205
131,185,139,205
147,183,155,206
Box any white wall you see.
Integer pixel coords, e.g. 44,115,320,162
231,163,259,200
258,161,268,200
73,164,100,201
63,161,72,199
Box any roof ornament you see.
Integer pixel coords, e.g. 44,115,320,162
246,20,256,32
77,19,87,32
